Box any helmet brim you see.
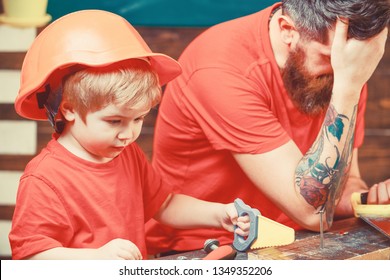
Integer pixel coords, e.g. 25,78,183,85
15,51,181,121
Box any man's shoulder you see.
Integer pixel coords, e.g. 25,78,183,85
179,9,272,76
190,10,263,47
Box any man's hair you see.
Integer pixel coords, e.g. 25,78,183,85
282,0,390,43
62,59,161,121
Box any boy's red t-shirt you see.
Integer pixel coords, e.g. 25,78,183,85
9,138,171,259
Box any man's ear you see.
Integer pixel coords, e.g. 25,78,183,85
278,15,300,47
60,101,76,122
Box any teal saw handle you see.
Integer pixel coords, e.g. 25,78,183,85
232,198,260,252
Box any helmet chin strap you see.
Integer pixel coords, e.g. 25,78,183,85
37,84,65,133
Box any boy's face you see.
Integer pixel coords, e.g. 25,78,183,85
62,103,150,163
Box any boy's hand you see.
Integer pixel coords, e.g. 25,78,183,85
221,203,250,236
98,238,142,260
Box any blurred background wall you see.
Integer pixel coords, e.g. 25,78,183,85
46,0,276,27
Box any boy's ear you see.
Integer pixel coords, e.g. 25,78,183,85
60,101,76,121
278,15,300,48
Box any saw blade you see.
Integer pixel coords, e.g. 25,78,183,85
351,192,390,239
360,216,390,239
250,215,295,249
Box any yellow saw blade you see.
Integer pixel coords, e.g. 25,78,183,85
250,215,295,249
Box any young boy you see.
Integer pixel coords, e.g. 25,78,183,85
9,10,249,260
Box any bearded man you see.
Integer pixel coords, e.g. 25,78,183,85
145,0,390,256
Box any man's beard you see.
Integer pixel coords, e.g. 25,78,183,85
281,46,333,116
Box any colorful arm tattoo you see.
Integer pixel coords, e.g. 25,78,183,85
296,103,357,226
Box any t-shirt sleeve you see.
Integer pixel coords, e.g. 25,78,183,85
9,175,74,259
183,68,290,154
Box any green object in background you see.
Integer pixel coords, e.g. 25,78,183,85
47,0,278,27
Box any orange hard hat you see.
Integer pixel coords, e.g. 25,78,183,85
15,9,182,120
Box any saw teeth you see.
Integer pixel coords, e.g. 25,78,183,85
250,216,295,249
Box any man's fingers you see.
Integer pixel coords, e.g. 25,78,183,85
377,181,390,204
368,182,390,204
367,184,378,204
333,18,349,47
373,27,388,51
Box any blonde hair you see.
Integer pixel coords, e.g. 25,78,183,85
62,59,161,121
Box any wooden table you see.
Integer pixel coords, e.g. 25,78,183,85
249,217,389,260
157,217,390,260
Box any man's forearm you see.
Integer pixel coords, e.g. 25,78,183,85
296,18,388,228
295,100,358,227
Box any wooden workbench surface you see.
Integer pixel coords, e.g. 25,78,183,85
157,217,390,260
249,217,390,260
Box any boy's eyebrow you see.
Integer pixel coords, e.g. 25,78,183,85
137,110,151,118
133,108,151,115
104,109,151,119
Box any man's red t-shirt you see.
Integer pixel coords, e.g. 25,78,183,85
146,3,367,254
